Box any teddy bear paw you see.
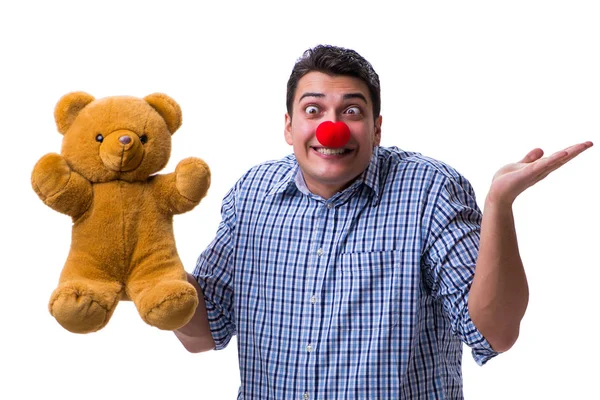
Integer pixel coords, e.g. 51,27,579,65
139,280,199,330
175,158,211,202
32,153,72,200
49,283,114,334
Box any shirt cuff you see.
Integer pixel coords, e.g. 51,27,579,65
195,276,236,351
202,297,236,350
463,311,500,366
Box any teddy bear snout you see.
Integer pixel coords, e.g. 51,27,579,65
99,130,145,172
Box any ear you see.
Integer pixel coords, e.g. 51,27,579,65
144,93,182,134
54,92,95,135
373,115,382,147
284,113,293,145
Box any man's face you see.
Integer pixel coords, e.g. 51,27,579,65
285,71,382,199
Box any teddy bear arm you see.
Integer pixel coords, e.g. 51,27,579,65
151,173,199,215
43,173,92,218
152,158,211,215
32,154,92,217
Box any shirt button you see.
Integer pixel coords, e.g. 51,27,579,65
304,393,310,400
316,248,323,256
310,296,317,304
306,344,313,353
327,203,334,209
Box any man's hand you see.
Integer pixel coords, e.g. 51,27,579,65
487,141,594,207
469,140,593,352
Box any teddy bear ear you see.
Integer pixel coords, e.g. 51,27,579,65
54,92,95,135
144,93,182,134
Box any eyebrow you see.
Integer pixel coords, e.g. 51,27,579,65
298,92,369,104
342,93,368,103
299,92,325,101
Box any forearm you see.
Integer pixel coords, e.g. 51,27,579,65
468,197,529,352
174,273,216,353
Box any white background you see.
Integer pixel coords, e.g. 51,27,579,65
1,1,598,399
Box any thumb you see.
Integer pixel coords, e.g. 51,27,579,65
520,148,544,163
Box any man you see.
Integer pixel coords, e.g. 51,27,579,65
174,45,593,399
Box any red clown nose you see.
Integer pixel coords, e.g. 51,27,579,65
316,121,350,148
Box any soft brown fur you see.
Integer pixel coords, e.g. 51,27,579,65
32,92,210,334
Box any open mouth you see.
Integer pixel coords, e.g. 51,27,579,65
313,147,353,156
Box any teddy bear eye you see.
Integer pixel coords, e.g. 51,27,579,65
95,134,104,143
140,134,149,144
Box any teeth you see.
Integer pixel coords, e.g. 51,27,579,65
316,148,348,155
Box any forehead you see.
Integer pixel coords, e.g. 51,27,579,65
294,71,371,104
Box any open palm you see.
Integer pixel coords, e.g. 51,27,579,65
488,141,594,206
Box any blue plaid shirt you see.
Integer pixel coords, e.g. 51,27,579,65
195,146,498,399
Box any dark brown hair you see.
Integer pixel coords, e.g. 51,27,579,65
286,45,381,121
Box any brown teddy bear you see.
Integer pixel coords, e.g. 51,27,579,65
32,92,210,334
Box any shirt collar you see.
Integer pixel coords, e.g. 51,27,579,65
266,164,298,196
360,146,381,204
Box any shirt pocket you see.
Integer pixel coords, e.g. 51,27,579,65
335,250,400,331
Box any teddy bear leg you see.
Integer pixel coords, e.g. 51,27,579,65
127,265,198,331
49,277,122,334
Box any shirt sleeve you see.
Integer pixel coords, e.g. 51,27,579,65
193,189,237,350
422,173,499,366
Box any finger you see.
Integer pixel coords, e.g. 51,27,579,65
554,141,593,163
520,148,544,163
560,141,593,156
532,142,593,178
568,140,594,150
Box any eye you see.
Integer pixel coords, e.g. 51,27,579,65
95,134,104,143
344,106,361,115
305,105,320,115
140,134,148,144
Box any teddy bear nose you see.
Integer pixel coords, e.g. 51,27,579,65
119,135,132,145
